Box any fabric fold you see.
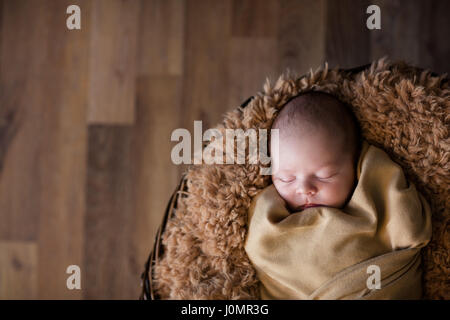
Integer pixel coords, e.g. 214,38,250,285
244,141,432,299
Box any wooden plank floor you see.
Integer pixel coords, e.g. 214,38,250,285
0,0,448,299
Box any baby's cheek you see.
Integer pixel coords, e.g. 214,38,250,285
274,182,288,199
322,182,349,205
274,183,295,205
333,180,355,205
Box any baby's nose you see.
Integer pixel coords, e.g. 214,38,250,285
295,181,317,196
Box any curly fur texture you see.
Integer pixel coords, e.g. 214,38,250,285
153,57,449,299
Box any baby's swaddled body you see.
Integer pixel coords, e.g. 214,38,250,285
244,92,432,299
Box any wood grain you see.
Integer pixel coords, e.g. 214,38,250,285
0,0,41,242
278,0,326,77
325,0,371,69
0,241,37,299
85,126,138,299
0,0,89,299
228,38,279,109
0,0,448,299
35,0,89,299
370,0,421,66
231,0,279,38
180,0,233,131
132,76,182,274
87,0,140,124
137,0,185,76
417,0,450,74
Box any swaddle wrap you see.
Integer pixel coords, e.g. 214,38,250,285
244,141,432,299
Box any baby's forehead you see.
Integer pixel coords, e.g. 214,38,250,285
271,132,348,169
271,126,339,151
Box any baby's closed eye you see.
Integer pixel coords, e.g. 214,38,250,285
316,172,338,180
278,177,295,183
276,173,337,183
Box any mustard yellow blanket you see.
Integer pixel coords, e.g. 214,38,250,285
244,141,432,299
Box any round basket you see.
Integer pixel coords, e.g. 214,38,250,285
139,61,448,300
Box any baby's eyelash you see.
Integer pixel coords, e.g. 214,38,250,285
277,173,337,183
317,174,336,180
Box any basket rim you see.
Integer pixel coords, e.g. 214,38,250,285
139,173,188,300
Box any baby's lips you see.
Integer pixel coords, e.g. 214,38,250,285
300,203,321,210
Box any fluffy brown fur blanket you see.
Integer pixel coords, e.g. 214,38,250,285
153,57,449,299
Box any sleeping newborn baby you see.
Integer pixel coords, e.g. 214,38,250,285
270,91,360,213
245,91,432,300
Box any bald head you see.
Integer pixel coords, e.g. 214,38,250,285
271,91,361,165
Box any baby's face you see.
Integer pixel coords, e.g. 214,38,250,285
271,130,356,212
